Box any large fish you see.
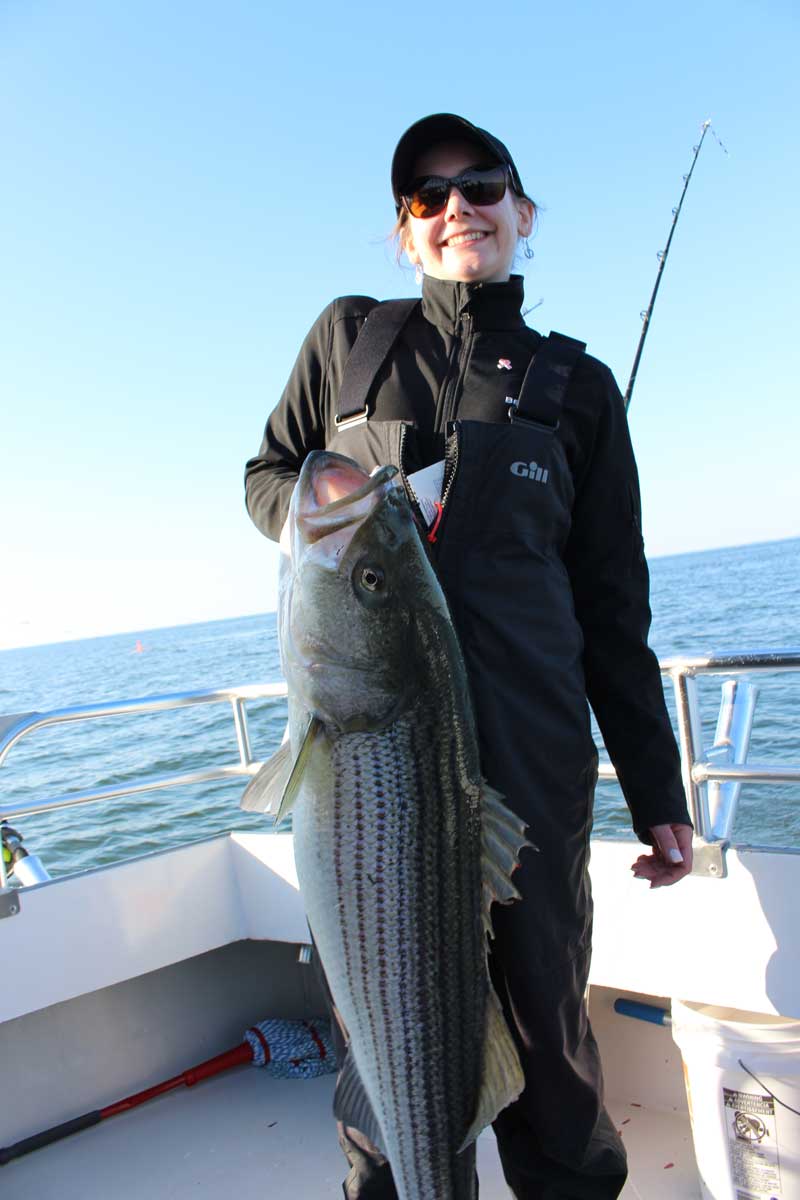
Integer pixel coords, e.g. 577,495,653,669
243,450,530,1200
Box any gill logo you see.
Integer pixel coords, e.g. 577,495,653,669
510,461,549,483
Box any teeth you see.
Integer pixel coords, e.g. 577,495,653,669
446,231,487,247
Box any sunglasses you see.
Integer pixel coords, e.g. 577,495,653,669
400,164,510,219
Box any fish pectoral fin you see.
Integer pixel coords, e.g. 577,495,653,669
480,781,534,939
240,715,323,822
458,980,525,1152
240,741,294,813
273,715,324,825
333,1050,387,1158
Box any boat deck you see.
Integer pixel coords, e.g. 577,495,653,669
5,1066,699,1199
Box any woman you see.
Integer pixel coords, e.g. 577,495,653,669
245,113,693,1200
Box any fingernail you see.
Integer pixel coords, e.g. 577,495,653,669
668,848,684,864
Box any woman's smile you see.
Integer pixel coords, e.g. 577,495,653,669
402,140,532,284
442,230,490,248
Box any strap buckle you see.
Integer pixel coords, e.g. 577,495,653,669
334,406,369,430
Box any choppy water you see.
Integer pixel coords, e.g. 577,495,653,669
0,538,798,878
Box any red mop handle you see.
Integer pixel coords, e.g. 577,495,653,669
101,1042,253,1117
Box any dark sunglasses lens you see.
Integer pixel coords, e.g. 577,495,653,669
460,167,507,207
406,179,449,218
403,166,508,218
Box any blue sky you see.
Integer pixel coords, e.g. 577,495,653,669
2,0,798,647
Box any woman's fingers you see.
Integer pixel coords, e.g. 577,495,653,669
631,823,694,888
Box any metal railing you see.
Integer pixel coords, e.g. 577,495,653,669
1,651,798,885
596,650,800,846
0,684,288,887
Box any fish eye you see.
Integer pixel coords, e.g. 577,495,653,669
359,565,384,592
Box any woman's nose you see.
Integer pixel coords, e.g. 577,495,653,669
444,185,473,218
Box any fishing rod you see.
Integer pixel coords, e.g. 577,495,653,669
624,120,720,412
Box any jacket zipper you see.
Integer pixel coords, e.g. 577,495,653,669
398,424,427,532
429,310,472,548
442,311,473,426
440,422,461,511
406,308,472,548
427,421,461,549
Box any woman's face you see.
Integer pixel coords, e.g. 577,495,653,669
402,140,533,285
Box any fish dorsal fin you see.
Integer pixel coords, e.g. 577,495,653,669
459,978,526,1150
239,715,323,824
479,781,532,940
333,1050,387,1158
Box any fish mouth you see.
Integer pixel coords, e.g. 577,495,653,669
300,452,397,514
294,452,399,551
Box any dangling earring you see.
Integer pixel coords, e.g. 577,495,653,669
523,239,535,260
415,263,424,285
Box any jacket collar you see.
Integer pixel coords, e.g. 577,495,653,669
420,274,526,334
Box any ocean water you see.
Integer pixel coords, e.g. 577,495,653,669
1,538,798,879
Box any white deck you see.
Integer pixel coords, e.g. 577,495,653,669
2,1065,699,1199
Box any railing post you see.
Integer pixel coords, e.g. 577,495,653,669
231,698,253,768
706,678,759,840
671,669,709,838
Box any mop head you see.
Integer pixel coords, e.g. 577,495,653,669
244,1018,337,1079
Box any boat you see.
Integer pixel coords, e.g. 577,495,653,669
1,650,799,1198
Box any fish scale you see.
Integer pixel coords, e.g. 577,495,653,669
293,697,485,1200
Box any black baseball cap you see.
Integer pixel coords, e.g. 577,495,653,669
391,113,526,211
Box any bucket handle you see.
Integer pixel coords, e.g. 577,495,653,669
739,1059,800,1117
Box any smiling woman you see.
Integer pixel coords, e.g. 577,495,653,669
397,142,533,284
244,112,694,1200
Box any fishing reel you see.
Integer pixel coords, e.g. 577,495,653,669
1,821,51,887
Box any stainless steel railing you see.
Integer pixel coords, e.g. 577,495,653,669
596,650,800,847
1,651,798,886
0,684,288,886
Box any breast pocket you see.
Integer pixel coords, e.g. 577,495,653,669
463,421,572,549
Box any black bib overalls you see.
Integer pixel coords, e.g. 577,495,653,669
325,304,628,1200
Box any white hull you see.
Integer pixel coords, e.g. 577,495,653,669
4,831,799,1196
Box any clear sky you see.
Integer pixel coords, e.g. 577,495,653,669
2,0,798,649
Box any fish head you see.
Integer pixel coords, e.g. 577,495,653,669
280,451,443,732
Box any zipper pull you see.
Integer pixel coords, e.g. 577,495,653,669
426,502,444,544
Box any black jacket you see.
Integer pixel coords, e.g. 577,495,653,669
245,274,691,838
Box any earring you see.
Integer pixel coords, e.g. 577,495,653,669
523,239,535,260
415,263,424,285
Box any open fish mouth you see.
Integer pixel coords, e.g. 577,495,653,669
294,452,399,551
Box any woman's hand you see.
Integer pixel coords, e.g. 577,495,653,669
631,823,694,888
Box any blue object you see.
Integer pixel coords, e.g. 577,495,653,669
244,1017,338,1078
613,998,671,1026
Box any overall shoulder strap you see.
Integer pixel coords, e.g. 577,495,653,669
511,330,586,430
335,298,420,428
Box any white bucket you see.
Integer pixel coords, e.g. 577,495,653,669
671,998,800,1200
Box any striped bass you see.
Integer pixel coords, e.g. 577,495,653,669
242,450,530,1200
